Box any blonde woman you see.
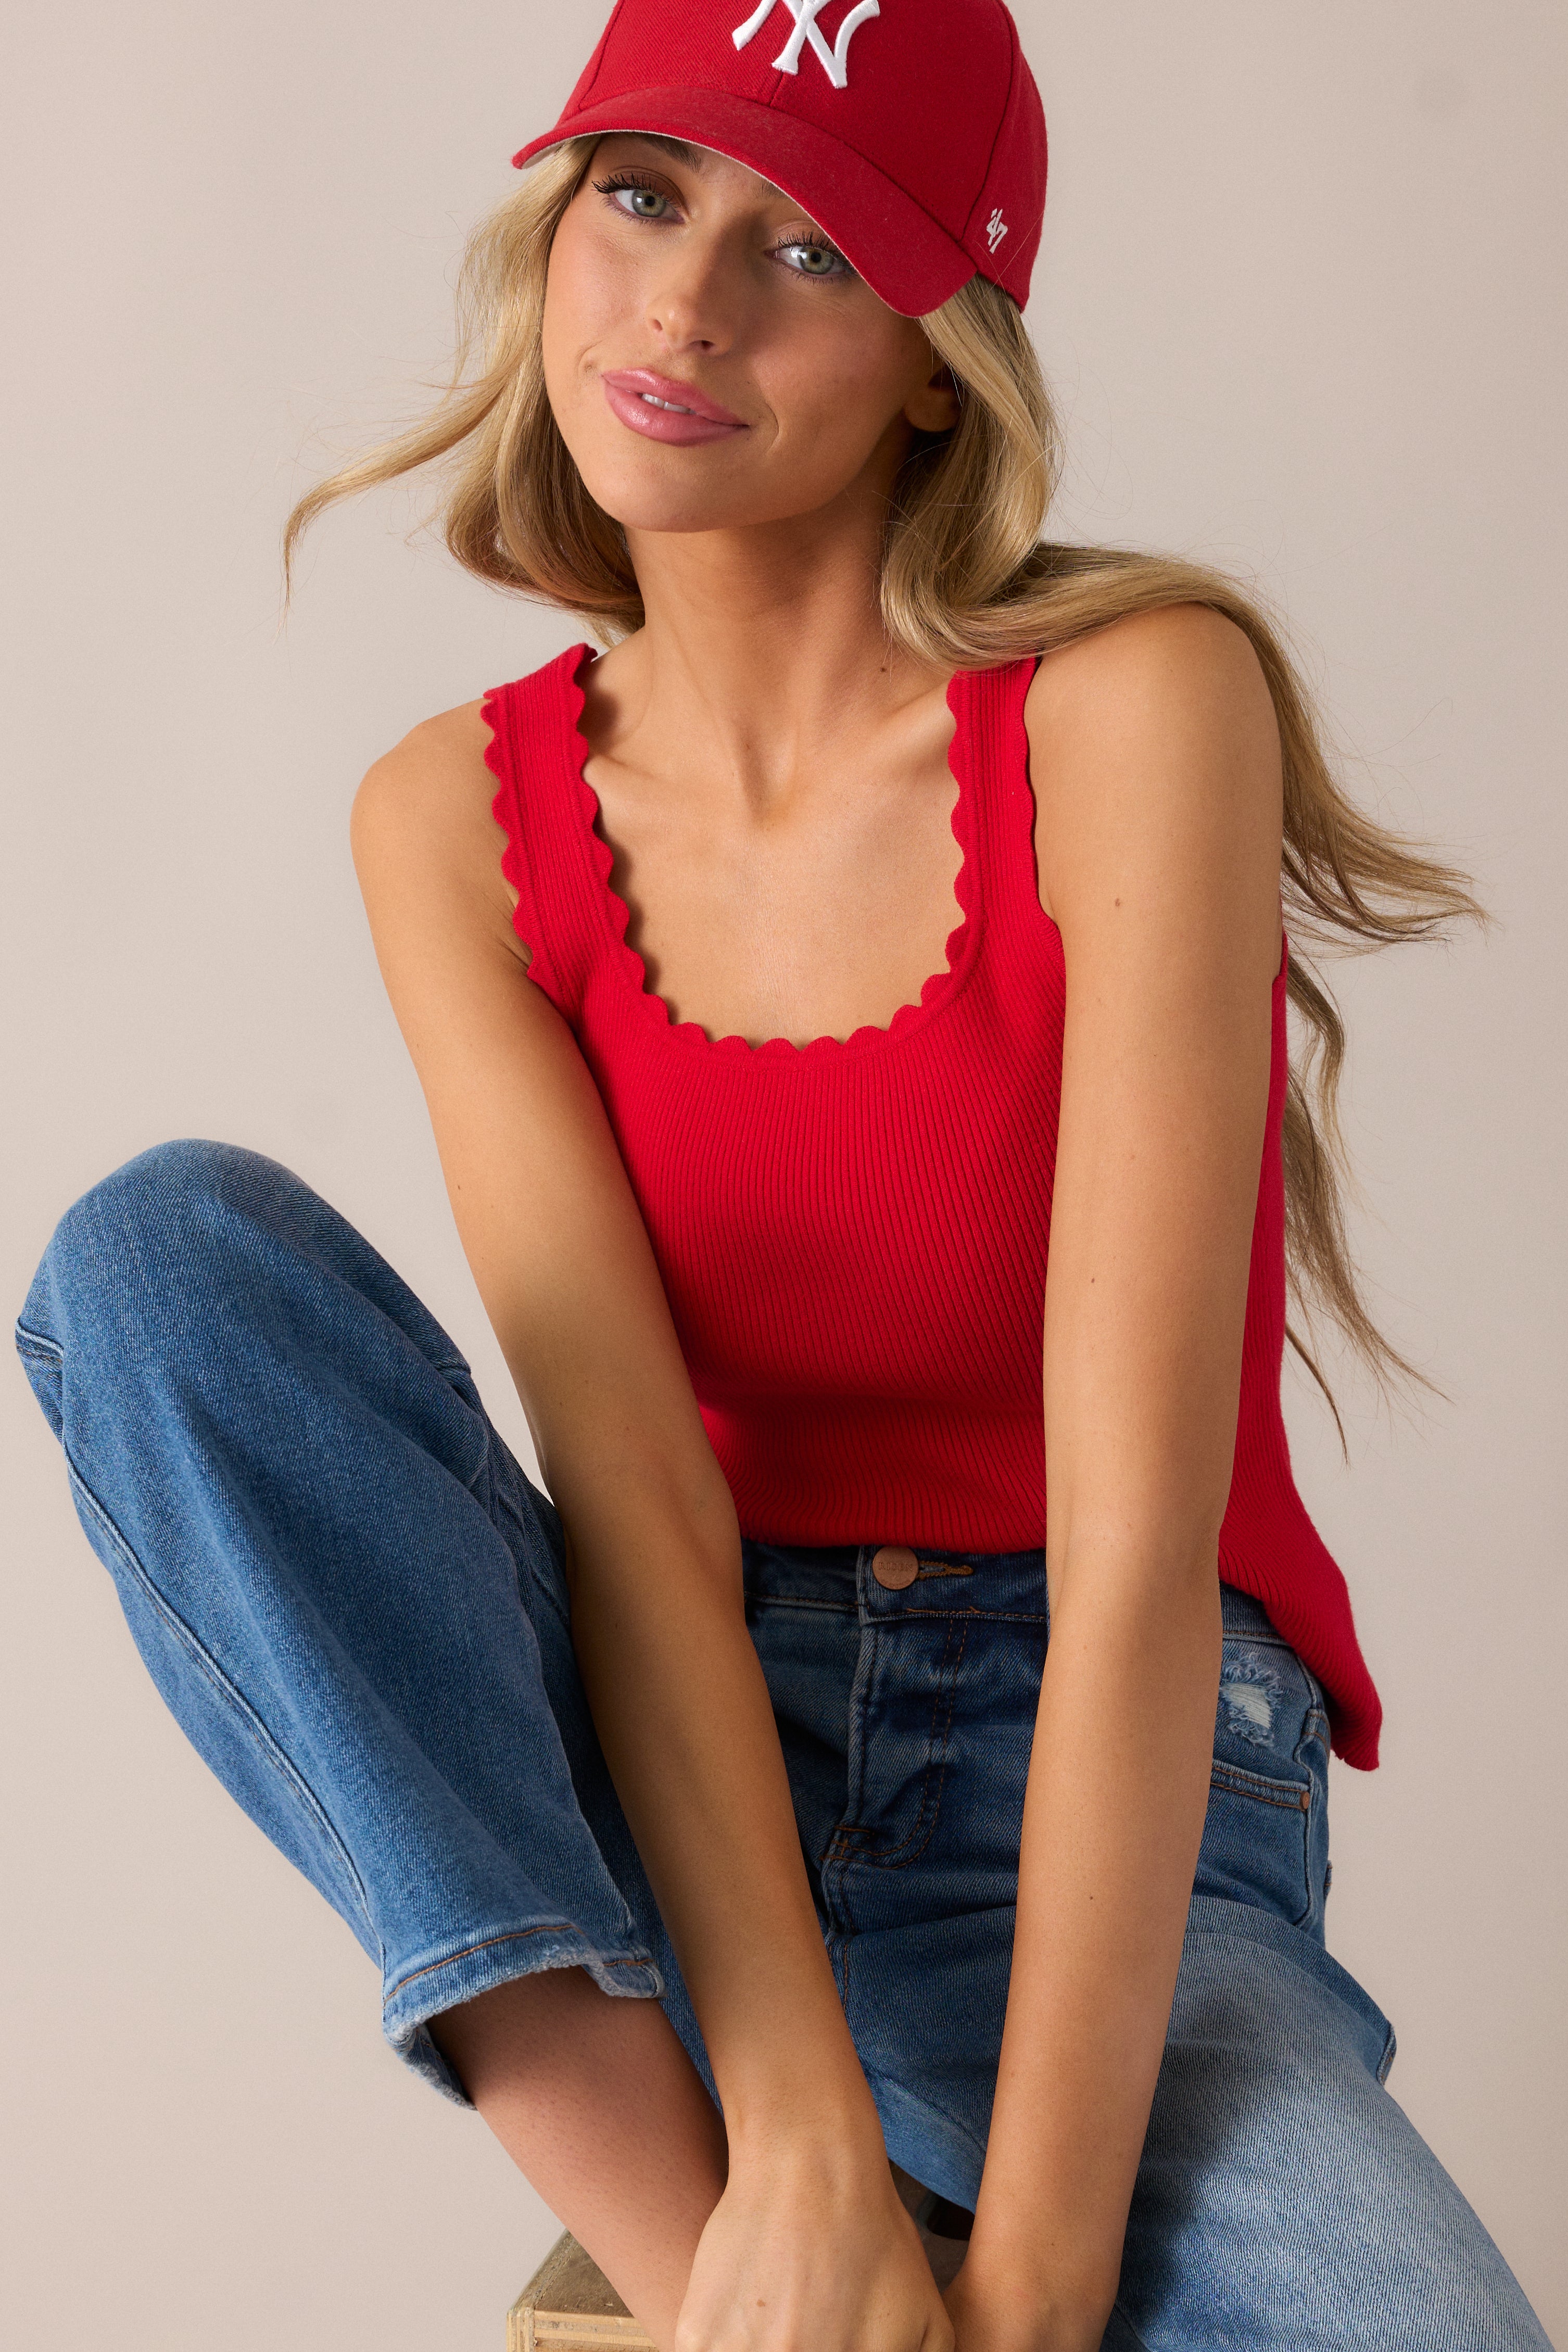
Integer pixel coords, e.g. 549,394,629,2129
15,4,1551,2349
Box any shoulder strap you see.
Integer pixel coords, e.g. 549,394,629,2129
482,642,606,1022
948,653,1049,935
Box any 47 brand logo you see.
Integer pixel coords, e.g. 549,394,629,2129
732,0,881,91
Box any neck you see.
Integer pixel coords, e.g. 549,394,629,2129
609,478,945,800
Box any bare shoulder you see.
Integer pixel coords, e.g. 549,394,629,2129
1022,602,1282,948
350,698,526,963
351,698,496,853
1025,601,1274,737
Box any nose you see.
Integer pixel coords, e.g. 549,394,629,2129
642,236,737,358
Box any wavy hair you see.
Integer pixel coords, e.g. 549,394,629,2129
285,136,1484,1433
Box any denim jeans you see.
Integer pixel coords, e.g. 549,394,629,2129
15,1141,1552,2350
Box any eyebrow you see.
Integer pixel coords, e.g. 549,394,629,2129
611,133,704,168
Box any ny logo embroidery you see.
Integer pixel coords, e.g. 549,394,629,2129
732,0,881,91
985,207,1008,253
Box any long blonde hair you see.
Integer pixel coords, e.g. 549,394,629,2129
285,136,1483,1431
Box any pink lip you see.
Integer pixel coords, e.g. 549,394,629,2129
601,368,748,445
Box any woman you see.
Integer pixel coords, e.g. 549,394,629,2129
15,3,1551,2348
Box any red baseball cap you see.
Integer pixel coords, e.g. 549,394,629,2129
511,0,1047,317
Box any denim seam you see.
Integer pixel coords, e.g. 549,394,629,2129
14,1318,63,1364
57,1439,382,1962
830,1617,968,1875
1208,1759,1311,1813
870,1606,1047,1627
489,1481,574,1634
746,1594,858,1616
429,1363,497,1503
384,1920,580,2003
1293,1692,1331,1936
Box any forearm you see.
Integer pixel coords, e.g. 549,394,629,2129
966,1546,1222,2334
562,1483,882,2154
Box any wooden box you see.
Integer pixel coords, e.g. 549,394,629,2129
508,2231,656,2352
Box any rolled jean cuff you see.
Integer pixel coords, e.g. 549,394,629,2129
384,1924,666,2104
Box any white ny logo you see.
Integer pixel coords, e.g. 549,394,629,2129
732,0,881,91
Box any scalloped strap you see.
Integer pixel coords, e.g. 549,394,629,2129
947,651,1044,940
480,643,603,1021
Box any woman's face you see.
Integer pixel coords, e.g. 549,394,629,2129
541,135,959,538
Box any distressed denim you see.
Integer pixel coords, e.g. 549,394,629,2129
15,1141,1552,2350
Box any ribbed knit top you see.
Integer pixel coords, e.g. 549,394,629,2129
483,642,1381,1768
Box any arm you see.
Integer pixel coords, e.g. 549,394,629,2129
351,713,945,2352
950,608,1284,2350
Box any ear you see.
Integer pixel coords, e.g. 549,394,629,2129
904,358,961,435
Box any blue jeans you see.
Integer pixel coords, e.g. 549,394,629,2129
15,1141,1551,2350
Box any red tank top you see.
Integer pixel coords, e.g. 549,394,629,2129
484,643,1381,1768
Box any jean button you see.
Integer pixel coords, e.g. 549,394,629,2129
871,1545,919,1590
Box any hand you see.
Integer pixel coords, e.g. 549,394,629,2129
673,2136,955,2352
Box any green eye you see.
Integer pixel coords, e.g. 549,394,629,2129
785,241,846,277
592,174,675,221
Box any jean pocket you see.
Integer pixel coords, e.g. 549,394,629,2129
1197,1757,1316,1927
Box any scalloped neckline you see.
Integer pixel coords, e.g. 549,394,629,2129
559,642,980,1063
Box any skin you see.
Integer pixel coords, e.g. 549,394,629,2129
351,136,1283,2352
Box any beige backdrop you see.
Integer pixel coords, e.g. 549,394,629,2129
4,2,1563,2346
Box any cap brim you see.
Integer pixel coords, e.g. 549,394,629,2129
512,86,976,319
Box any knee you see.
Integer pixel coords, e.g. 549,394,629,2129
19,1139,299,1358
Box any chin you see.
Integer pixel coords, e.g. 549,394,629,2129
589,484,752,536
573,452,776,538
